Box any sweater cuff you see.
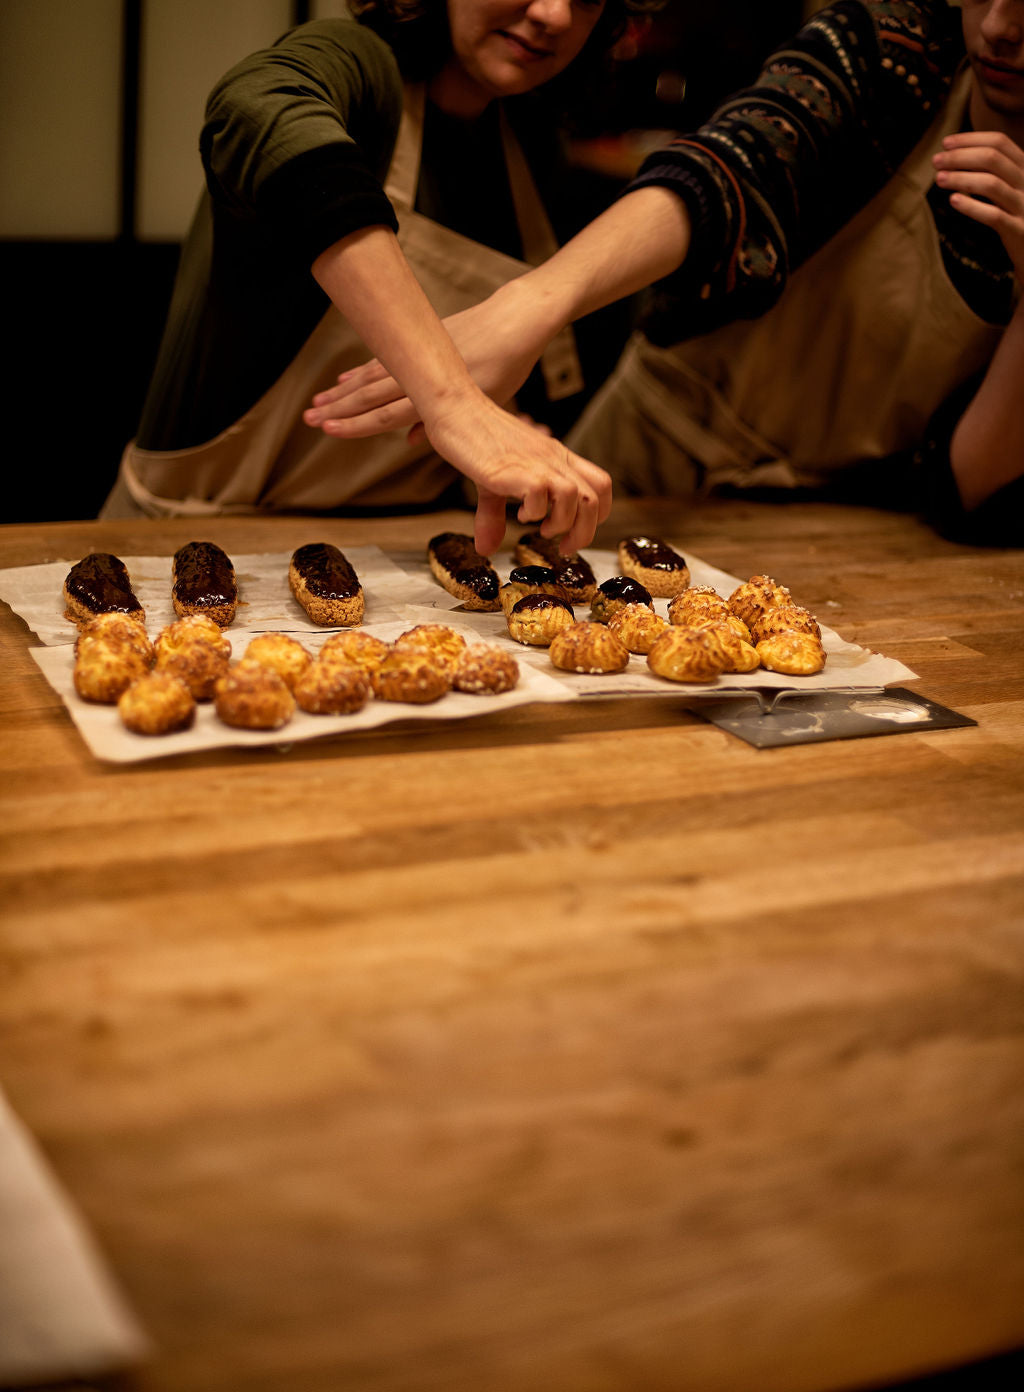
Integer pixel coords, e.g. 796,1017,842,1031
249,143,399,266
626,151,725,302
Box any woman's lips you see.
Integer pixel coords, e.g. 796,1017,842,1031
498,30,554,62
976,56,1023,87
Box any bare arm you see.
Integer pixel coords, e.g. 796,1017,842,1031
494,185,693,344
304,186,692,437
312,226,612,554
950,300,1024,512
934,132,1024,511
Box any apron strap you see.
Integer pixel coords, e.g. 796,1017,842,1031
383,84,424,210
499,107,584,402
387,85,583,402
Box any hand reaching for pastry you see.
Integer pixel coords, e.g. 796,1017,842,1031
304,283,548,444
417,388,612,558
304,239,608,555
306,357,608,552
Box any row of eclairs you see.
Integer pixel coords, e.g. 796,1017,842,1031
60,534,827,737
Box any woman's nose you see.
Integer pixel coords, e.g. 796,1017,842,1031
524,0,575,36
981,0,1024,49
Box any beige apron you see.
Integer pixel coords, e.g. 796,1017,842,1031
117,85,582,517
568,68,1008,495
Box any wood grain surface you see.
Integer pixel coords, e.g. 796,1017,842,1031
1,498,1023,1392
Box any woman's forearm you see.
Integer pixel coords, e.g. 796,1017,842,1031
950,299,1024,512
309,222,612,556
306,188,691,435
495,186,692,343
311,224,482,421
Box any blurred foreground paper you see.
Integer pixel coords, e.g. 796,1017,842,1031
0,1087,149,1384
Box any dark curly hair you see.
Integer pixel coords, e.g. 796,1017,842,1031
350,0,665,87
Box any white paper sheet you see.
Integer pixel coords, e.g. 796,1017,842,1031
30,617,573,764
382,548,916,697
0,1088,149,1384
0,546,428,646
2,545,916,763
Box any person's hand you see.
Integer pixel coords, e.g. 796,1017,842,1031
935,133,1024,512
419,388,612,556
306,185,693,440
303,280,550,442
304,229,610,550
934,130,1024,281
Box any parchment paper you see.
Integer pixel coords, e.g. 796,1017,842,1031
30,617,572,764
1,545,916,763
0,546,428,646
382,547,916,698
0,1087,149,1384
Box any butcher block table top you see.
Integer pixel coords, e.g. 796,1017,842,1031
1,498,1023,1392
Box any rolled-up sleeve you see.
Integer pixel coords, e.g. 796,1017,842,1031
200,18,402,264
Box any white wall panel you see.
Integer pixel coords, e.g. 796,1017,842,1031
137,0,291,241
0,0,122,238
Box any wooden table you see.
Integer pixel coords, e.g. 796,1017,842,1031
2,499,1023,1392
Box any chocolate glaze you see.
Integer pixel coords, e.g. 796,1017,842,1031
518,531,596,591
511,594,574,616
173,541,236,608
65,553,141,615
553,556,596,591
517,531,557,559
429,532,499,601
508,566,558,586
621,535,686,572
598,576,652,606
292,543,360,599
457,566,500,601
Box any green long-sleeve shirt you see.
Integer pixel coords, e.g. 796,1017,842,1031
136,18,573,452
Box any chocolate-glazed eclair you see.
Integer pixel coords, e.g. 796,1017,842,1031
427,532,501,612
589,575,653,624
498,565,568,617
506,593,576,647
63,553,145,629
514,530,598,603
172,541,237,627
617,536,691,597
289,543,364,626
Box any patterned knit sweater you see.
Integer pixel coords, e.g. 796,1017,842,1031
631,0,1012,336
628,0,1019,543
